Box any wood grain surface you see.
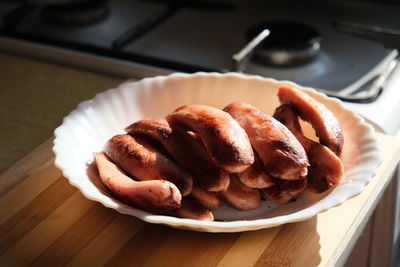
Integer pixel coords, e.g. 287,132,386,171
0,133,399,267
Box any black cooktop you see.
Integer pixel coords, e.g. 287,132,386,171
1,0,399,91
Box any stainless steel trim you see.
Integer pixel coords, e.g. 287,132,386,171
0,36,172,78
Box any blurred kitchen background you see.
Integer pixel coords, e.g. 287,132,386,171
1,0,400,266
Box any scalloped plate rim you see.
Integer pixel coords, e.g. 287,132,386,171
52,72,382,233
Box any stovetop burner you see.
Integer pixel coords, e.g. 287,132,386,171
41,0,110,26
246,21,321,67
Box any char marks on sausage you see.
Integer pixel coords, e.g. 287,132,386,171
277,86,344,156
224,102,309,180
273,104,344,193
104,134,193,196
125,119,229,192
166,105,254,173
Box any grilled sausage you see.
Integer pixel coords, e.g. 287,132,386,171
277,86,344,156
166,105,254,173
273,104,344,193
220,174,261,211
237,152,275,189
125,119,229,191
224,102,309,180
169,197,214,221
104,134,193,196
190,186,222,210
262,177,307,204
94,152,181,212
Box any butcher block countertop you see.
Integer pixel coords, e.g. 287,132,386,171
0,132,399,267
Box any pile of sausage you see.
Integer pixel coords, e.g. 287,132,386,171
94,86,344,221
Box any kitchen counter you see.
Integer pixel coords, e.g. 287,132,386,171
0,52,123,173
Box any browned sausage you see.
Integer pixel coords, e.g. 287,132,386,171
125,119,229,192
237,152,275,189
262,177,307,204
277,86,344,156
273,104,344,193
104,134,193,196
169,197,214,221
224,102,309,180
220,174,261,211
94,152,181,212
190,186,222,210
166,105,254,173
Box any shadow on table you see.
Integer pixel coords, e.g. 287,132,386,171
101,216,321,266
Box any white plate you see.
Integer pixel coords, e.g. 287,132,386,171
53,72,381,232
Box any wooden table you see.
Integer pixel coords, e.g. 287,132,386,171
0,133,399,267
